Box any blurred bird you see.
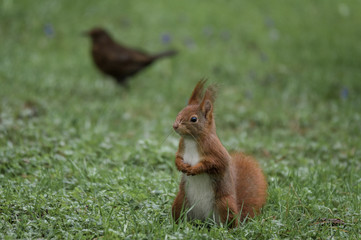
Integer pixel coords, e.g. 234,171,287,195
85,28,177,86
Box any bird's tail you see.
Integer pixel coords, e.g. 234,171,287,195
151,50,178,60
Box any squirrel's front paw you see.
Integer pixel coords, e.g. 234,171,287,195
179,163,192,174
185,171,196,176
184,165,197,176
176,160,191,173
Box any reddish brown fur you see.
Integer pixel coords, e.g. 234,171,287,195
188,79,206,105
172,80,267,227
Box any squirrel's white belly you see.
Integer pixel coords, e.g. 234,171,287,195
183,139,201,166
183,139,217,221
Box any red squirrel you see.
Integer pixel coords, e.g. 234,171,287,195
171,80,267,227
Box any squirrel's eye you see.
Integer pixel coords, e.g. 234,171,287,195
190,116,197,122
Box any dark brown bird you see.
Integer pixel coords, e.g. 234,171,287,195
85,28,177,85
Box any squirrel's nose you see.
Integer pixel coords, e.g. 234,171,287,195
173,122,179,130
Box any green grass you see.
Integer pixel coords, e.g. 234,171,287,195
1,0,360,239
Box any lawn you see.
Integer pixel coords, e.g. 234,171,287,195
0,0,360,239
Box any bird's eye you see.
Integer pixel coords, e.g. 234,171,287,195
190,116,197,122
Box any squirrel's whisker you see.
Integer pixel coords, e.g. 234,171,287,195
160,128,175,146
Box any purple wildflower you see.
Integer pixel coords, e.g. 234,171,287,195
44,24,54,38
161,33,171,44
340,87,349,99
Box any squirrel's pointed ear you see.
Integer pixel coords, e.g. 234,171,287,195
200,85,216,119
188,79,207,105
201,99,213,119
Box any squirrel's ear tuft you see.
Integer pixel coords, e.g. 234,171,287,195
188,79,207,105
204,85,217,104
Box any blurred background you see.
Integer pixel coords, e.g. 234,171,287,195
1,1,360,140
0,0,360,238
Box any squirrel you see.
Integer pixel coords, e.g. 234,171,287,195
171,80,267,227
